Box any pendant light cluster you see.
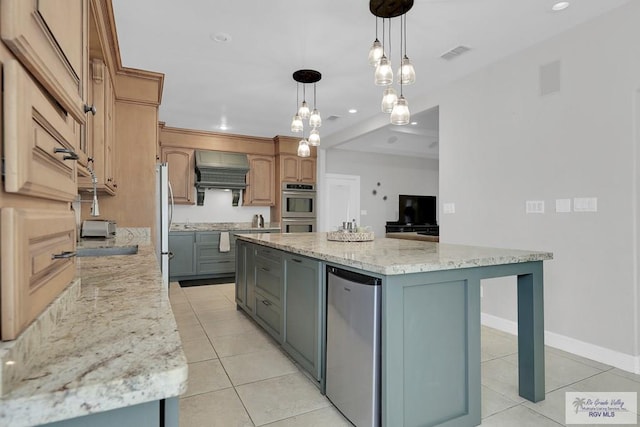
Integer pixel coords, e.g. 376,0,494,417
290,69,322,157
368,0,415,125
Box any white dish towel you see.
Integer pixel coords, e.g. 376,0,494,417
219,232,231,252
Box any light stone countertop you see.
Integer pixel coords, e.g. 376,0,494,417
236,232,553,275
0,229,187,427
170,222,280,232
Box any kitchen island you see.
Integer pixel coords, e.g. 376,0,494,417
235,232,552,427
0,229,187,427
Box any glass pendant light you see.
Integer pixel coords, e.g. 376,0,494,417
368,39,383,66
390,95,410,125
308,128,320,146
381,87,398,113
309,84,321,127
368,18,383,66
374,55,393,86
291,114,303,133
397,55,416,85
298,84,310,119
297,139,310,157
396,16,415,85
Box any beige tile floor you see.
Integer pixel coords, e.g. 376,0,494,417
170,282,640,426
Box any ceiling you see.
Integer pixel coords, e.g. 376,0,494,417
112,0,629,159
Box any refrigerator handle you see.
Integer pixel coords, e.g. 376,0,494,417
168,181,175,229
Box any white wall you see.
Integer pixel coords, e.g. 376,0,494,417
325,149,439,237
434,2,640,371
172,188,270,224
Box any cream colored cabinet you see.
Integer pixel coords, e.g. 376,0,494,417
78,59,117,194
244,155,275,206
0,0,88,142
161,147,195,205
279,154,316,183
1,208,76,340
3,60,79,202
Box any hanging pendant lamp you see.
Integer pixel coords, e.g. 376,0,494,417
381,86,398,113
292,70,322,156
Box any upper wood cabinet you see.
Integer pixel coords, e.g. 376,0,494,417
279,155,316,183
78,59,117,195
161,147,195,205
0,0,88,126
2,59,79,202
244,155,275,206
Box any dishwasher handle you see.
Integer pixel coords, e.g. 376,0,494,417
327,266,381,286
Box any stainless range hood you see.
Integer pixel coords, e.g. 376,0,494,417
194,150,249,190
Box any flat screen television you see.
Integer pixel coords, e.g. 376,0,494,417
399,194,437,225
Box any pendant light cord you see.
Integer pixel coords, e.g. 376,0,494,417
399,13,403,96
313,83,317,109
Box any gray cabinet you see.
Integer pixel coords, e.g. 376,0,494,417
283,253,323,381
168,232,195,279
195,232,235,276
253,246,284,342
235,239,256,312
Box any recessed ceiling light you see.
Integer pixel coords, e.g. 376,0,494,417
218,124,229,131
410,121,418,126
210,32,232,43
348,108,358,114
552,2,570,11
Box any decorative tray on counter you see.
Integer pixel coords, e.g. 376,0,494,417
327,231,375,242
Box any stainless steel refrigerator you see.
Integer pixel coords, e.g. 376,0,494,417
155,163,173,288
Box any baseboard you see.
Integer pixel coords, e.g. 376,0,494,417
481,312,640,375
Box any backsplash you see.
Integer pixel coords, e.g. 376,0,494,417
172,188,270,224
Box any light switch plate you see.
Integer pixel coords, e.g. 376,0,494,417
526,200,545,214
574,197,597,212
555,199,571,213
443,203,455,214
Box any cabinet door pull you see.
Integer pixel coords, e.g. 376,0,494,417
84,104,97,115
53,147,79,161
262,299,271,306
292,258,302,263
261,266,270,272
51,251,77,260
168,251,175,260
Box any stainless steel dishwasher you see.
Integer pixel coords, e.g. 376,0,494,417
326,266,381,427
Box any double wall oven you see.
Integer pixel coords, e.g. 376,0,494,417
281,182,316,232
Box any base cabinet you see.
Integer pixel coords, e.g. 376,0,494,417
235,241,322,385
283,253,322,380
168,232,195,279
41,397,178,427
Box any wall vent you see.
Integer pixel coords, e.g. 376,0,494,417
440,45,471,61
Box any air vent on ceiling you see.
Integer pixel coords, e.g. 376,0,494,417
326,115,341,121
440,45,471,61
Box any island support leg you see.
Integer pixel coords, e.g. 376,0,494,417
517,261,545,402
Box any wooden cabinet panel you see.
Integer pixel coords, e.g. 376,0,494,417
0,0,87,124
279,155,316,183
244,155,275,206
3,60,79,202
161,147,194,205
283,254,322,380
1,208,76,340
299,158,316,183
78,59,117,194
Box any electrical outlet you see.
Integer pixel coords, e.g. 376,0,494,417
443,203,455,214
555,199,571,213
526,200,545,214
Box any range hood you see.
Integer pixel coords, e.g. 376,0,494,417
194,150,249,190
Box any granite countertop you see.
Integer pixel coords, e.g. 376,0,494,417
170,222,280,232
236,232,553,275
0,229,187,427
386,232,440,243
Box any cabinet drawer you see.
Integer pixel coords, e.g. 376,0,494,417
3,60,79,202
255,295,282,339
255,246,281,263
196,232,220,244
1,208,76,340
255,259,282,304
197,259,235,275
196,245,235,259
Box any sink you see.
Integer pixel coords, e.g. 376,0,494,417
76,245,138,257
